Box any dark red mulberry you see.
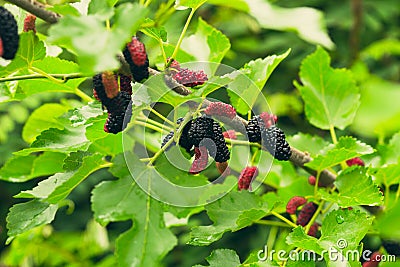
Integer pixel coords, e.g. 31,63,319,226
172,68,207,87
23,14,36,33
296,202,317,226
362,251,381,267
346,157,365,167
222,130,237,140
104,112,125,134
286,196,307,214
261,126,291,161
0,6,19,60
307,223,319,237
123,37,149,82
204,102,236,119
102,71,119,99
238,166,258,190
167,58,180,73
189,146,209,174
216,161,230,176
118,74,132,95
188,116,214,147
245,112,277,143
210,121,230,163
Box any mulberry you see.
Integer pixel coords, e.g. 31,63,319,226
118,74,133,95
172,68,208,87
0,7,19,60
188,116,214,147
308,176,322,187
261,126,291,161
123,37,149,82
362,251,381,267
210,121,230,163
222,130,237,140
238,166,258,190
204,102,236,119
308,223,319,237
296,202,317,226
286,196,307,214
23,14,36,33
167,58,180,73
216,161,230,176
104,112,125,134
93,74,108,103
102,71,119,99
161,131,175,149
161,118,193,152
245,112,277,143
106,91,131,114
346,157,365,167
189,146,209,174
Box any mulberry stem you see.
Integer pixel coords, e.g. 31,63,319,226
270,211,297,228
74,88,93,103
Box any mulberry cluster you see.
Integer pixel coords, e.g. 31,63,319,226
261,126,292,161
172,68,208,87
204,102,236,119
0,7,19,60
238,166,258,190
245,112,277,143
23,14,36,33
346,157,365,167
123,37,149,82
189,146,209,174
93,73,132,134
296,202,318,227
286,196,307,214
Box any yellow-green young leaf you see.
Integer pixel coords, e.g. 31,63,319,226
6,200,58,244
194,249,241,267
140,19,168,42
305,136,373,171
0,152,66,183
207,0,249,12
295,47,360,130
373,163,400,186
227,49,290,115
319,167,383,207
175,0,206,10
22,103,70,143
287,133,329,158
181,17,231,74
247,0,334,49
189,191,272,246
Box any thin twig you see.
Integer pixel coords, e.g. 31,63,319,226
6,0,60,24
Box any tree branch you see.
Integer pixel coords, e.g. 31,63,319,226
6,0,60,24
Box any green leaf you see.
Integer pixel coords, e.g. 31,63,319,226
207,0,249,12
0,152,66,182
287,209,373,266
319,167,383,207
91,155,177,266
175,0,206,10
22,103,70,143
287,133,329,158
63,151,92,171
374,163,400,186
189,191,272,245
195,249,241,267
247,0,334,49
295,47,360,130
88,0,114,19
305,136,373,171
377,201,400,239
361,38,400,60
6,200,58,243
46,153,105,203
48,4,148,74
140,20,168,42
228,50,290,115
16,126,91,156
0,32,46,77
181,17,231,74
16,153,105,202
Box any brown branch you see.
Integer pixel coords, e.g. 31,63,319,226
350,0,363,63
6,0,60,24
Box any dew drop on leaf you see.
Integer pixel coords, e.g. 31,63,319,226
336,215,345,224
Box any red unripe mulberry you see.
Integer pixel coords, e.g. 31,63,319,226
286,196,307,214
204,102,237,119
238,166,258,190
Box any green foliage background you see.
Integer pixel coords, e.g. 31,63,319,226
0,0,399,266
